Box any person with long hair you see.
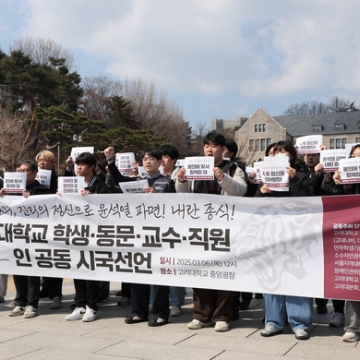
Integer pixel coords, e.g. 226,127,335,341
258,140,314,340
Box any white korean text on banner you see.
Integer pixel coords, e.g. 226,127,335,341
0,193,360,301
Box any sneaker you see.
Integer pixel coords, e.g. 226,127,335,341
261,325,282,337
9,306,25,317
82,306,97,322
170,305,181,317
294,328,309,340
65,307,86,321
114,290,122,296
342,330,360,342
125,315,147,324
329,312,345,327
10,301,17,307
50,296,62,310
0,296,5,303
148,316,168,327
98,294,109,303
24,305,37,318
187,319,212,330
215,321,229,332
117,297,131,306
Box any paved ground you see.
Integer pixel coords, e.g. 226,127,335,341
0,280,359,360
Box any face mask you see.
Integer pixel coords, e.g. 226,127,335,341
275,153,289,158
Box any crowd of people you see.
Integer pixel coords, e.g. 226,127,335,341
0,131,359,342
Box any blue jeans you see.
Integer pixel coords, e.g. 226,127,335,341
170,286,185,307
264,294,313,332
150,286,185,307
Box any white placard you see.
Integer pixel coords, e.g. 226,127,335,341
70,147,94,175
115,152,135,176
320,150,347,172
296,135,323,154
175,159,185,167
338,158,360,184
3,172,26,193
36,169,52,188
58,176,84,194
70,147,94,161
119,179,149,194
253,162,263,184
245,167,255,177
345,143,360,158
137,166,148,178
261,156,290,191
184,157,214,180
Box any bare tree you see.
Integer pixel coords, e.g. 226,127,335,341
81,76,123,121
284,100,330,115
0,110,36,171
122,77,191,153
328,96,359,112
284,96,359,115
10,37,75,69
190,121,210,155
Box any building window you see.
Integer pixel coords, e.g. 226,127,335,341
266,138,272,147
255,124,266,132
335,123,344,131
329,138,347,149
249,139,254,151
255,139,260,151
261,139,266,151
356,137,360,144
312,124,322,132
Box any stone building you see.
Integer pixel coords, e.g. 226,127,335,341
213,108,360,165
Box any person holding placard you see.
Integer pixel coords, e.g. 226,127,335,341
36,150,58,193
0,160,50,318
223,138,255,316
257,141,314,340
35,150,63,310
321,144,360,342
176,132,247,332
105,146,175,327
298,150,341,319
64,152,109,323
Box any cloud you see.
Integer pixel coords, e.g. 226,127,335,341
2,0,360,122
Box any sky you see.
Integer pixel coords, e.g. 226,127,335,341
1,0,360,131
